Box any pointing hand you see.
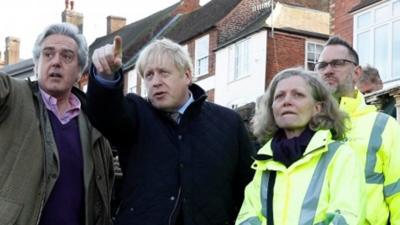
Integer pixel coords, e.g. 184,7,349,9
92,35,123,77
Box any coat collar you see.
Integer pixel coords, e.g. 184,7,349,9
253,130,332,170
339,90,376,117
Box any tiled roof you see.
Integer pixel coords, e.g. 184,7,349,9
88,0,242,71
164,0,242,43
216,7,328,50
89,3,180,64
217,9,271,50
0,58,34,78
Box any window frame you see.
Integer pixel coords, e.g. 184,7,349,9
194,35,209,76
305,40,324,71
353,0,400,82
228,38,250,82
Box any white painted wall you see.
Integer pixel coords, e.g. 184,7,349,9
214,30,267,108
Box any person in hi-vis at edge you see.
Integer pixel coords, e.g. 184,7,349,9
86,36,255,225
316,36,400,225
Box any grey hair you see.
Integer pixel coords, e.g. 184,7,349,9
252,68,348,145
358,65,382,84
136,38,193,80
32,23,88,73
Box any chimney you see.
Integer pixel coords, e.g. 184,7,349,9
107,16,127,34
62,0,84,33
173,0,200,15
5,37,20,65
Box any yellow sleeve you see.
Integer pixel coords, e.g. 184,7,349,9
326,144,366,225
382,118,400,225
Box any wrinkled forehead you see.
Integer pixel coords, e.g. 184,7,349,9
144,51,177,70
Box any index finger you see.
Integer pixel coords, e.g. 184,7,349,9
113,36,122,59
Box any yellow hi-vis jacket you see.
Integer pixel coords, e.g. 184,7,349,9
236,130,365,225
340,91,400,225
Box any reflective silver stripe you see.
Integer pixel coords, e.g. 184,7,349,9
384,178,400,197
260,172,270,217
298,142,342,225
365,113,389,184
239,216,262,225
314,212,348,225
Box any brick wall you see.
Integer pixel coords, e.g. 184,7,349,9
330,0,361,45
107,16,126,34
173,0,200,15
266,32,305,86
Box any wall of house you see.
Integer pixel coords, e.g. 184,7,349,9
266,31,305,85
267,2,330,35
330,0,360,44
214,30,267,108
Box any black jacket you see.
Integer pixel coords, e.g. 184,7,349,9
86,72,254,225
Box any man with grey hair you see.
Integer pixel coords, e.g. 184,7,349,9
0,23,114,225
357,65,396,118
86,36,254,225
356,65,383,94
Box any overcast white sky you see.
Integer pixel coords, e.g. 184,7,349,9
0,0,210,60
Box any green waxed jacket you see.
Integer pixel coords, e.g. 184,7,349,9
0,74,114,225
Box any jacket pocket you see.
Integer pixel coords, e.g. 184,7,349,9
0,197,22,225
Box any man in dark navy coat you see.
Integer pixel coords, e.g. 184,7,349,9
86,36,254,225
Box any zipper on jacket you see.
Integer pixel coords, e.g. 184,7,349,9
168,187,182,225
35,196,46,225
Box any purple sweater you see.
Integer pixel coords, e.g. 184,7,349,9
39,111,84,225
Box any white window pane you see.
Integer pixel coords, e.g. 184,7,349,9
228,47,235,81
357,31,371,66
195,36,209,57
306,42,323,70
374,25,390,80
316,45,323,53
308,53,315,61
357,12,372,28
375,5,390,23
307,43,315,52
197,57,208,75
393,20,400,79
195,35,209,76
394,1,400,16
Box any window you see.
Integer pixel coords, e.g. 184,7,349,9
354,1,400,81
305,41,324,71
228,39,250,81
127,70,137,93
195,35,209,76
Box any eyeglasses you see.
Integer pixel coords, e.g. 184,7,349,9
40,48,76,64
315,59,357,71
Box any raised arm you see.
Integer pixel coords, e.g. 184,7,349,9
86,36,137,150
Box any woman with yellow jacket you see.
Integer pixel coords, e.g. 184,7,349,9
236,68,365,225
